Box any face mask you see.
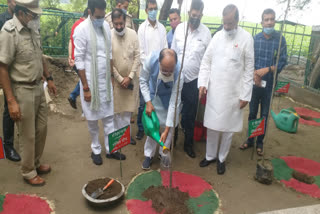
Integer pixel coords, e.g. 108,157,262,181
158,69,174,83
92,18,104,28
27,17,40,32
122,9,127,14
224,28,237,38
189,17,200,29
170,20,180,29
263,27,275,35
148,10,158,22
115,27,126,36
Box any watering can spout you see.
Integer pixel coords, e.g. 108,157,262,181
271,109,277,121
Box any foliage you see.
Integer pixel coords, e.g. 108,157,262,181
278,0,312,10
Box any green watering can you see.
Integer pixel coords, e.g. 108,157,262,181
142,107,169,152
271,109,299,133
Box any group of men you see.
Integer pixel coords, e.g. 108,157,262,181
0,0,287,186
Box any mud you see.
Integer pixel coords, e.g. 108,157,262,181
292,170,315,184
85,178,122,200
142,186,191,214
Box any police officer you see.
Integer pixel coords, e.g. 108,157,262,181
0,0,22,162
0,0,57,186
105,0,135,31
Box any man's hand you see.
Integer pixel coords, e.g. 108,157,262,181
240,100,248,109
84,90,91,102
68,57,75,67
7,99,21,121
160,128,170,144
254,72,262,87
121,77,131,89
146,101,155,116
47,80,57,96
199,86,207,100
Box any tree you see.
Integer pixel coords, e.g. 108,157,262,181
159,0,173,21
278,0,311,10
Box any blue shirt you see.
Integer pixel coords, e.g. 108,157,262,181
254,31,287,90
167,29,174,49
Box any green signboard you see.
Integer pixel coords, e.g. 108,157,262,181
248,118,265,138
275,81,290,93
108,126,130,153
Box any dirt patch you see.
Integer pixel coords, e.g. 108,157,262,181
85,178,122,200
142,186,191,214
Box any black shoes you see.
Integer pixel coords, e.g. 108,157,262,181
4,145,21,162
91,152,102,165
67,97,77,109
184,147,196,158
199,158,216,167
106,152,126,160
130,137,136,145
135,130,144,140
217,160,226,175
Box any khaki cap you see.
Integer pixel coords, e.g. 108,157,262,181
15,0,42,15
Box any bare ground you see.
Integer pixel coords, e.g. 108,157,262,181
0,58,319,214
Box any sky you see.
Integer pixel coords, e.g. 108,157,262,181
161,0,320,26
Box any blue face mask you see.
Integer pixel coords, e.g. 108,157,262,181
263,27,275,35
148,10,158,22
92,18,104,28
122,9,127,14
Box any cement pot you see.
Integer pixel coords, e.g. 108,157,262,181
82,178,125,207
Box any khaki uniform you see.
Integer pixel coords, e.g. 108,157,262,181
0,15,47,179
112,27,140,114
105,12,136,31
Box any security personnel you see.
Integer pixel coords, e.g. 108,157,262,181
0,0,22,162
0,0,57,186
105,0,135,30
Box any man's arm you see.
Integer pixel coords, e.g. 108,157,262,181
240,36,255,109
139,54,154,116
0,62,20,121
42,56,57,96
138,23,146,66
68,39,74,67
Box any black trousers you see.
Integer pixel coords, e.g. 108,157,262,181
181,79,199,149
3,95,15,146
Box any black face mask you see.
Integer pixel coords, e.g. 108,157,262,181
189,17,200,29
115,27,124,33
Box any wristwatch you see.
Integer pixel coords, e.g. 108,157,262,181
46,76,53,81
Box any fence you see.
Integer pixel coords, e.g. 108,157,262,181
0,5,319,91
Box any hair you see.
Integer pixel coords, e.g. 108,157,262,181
223,4,239,22
261,8,275,21
83,8,89,18
88,0,106,15
159,49,178,64
111,8,126,22
116,0,130,4
14,5,29,16
190,0,204,13
169,8,180,17
145,0,157,10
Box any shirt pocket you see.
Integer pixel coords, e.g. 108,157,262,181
16,39,34,62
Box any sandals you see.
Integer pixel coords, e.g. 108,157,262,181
239,141,253,150
256,147,264,156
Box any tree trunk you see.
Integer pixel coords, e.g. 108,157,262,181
159,0,173,21
178,0,183,11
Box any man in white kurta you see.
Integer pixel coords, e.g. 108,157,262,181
74,1,125,165
198,4,254,174
111,9,140,145
140,49,183,170
136,0,168,140
171,0,211,158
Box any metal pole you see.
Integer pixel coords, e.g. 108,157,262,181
297,25,306,65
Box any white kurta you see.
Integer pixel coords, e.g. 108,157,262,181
198,27,254,132
74,19,114,121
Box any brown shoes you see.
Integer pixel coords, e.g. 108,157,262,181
36,164,51,174
24,175,45,186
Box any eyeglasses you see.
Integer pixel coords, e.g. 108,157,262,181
25,11,39,19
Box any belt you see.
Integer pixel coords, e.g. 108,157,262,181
12,80,41,86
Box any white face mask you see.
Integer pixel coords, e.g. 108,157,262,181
158,70,174,83
224,28,237,38
27,17,40,32
115,28,126,37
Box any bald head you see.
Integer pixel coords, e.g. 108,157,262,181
223,4,239,31
159,49,177,76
